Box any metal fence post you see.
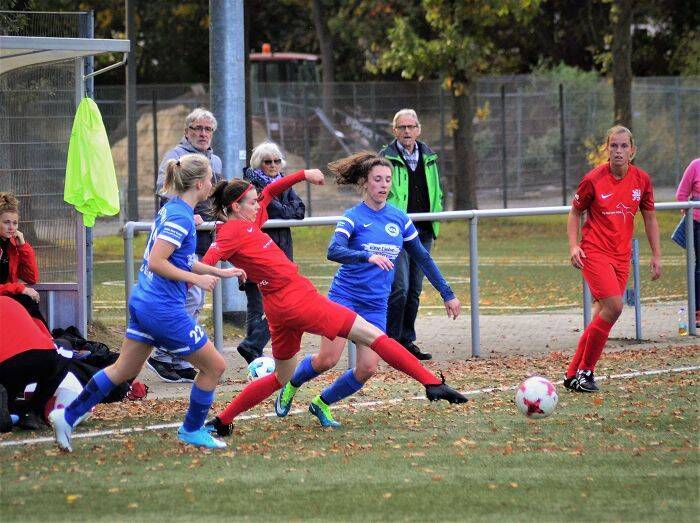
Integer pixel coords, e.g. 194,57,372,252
559,83,567,206
303,88,312,217
152,89,159,212
439,84,446,179
583,281,592,328
469,217,480,357
123,223,135,324
500,84,508,208
347,340,357,369
213,276,224,352
632,239,642,340
685,208,696,335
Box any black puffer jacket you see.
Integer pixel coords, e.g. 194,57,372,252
242,167,305,260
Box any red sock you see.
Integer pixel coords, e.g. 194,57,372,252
580,316,614,371
218,373,282,424
369,335,440,386
567,327,591,378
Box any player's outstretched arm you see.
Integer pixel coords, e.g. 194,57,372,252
404,237,458,319
148,239,219,292
567,207,586,269
641,209,662,280
192,260,246,282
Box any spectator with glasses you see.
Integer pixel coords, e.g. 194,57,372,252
237,142,305,364
380,108,444,361
150,108,223,383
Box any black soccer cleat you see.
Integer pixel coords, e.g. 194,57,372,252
575,370,599,393
563,375,578,391
204,416,233,438
425,373,468,404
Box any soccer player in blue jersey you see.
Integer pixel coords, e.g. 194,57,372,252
274,152,461,427
49,154,245,452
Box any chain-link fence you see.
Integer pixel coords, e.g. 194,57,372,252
0,11,89,282
94,77,699,219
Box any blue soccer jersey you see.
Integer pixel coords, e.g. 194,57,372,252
130,197,198,310
328,202,419,305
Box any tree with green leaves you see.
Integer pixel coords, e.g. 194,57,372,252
374,0,542,209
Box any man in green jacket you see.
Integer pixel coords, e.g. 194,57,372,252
380,109,444,360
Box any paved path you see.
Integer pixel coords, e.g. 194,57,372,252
137,300,699,400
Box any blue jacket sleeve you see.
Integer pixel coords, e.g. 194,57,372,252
403,237,455,301
327,232,371,265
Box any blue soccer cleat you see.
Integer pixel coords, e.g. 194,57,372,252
178,425,227,449
275,382,299,417
309,396,340,428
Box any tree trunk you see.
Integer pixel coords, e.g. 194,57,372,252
452,81,478,210
610,0,633,130
311,0,334,120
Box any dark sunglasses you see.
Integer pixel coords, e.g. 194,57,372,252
262,159,282,166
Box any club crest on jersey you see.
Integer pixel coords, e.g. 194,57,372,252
632,188,641,201
384,223,400,237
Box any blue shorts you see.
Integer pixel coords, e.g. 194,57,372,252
126,302,208,356
327,290,387,332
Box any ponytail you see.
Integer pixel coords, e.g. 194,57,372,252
328,152,391,187
211,179,253,219
162,154,211,195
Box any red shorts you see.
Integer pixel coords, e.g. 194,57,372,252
582,250,629,301
262,281,357,360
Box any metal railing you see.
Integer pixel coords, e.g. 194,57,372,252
123,201,700,356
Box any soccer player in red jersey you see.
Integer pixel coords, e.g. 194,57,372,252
565,125,661,392
201,168,467,437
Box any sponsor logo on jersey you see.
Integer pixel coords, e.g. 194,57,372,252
363,223,372,228
601,193,613,199
632,188,641,201
259,280,269,287
187,253,198,267
602,202,634,222
361,242,402,260
262,239,273,249
385,223,400,237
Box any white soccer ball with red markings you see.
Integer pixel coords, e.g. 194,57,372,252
515,376,558,418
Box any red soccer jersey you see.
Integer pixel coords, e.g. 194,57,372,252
0,296,55,365
202,170,311,295
572,163,655,260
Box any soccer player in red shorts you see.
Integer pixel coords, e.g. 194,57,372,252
201,167,467,437
565,125,661,392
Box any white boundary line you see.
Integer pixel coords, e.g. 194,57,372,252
1,365,698,449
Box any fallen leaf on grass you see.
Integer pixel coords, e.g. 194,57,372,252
66,494,81,504
383,493,392,499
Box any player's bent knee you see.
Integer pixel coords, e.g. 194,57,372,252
315,353,340,372
354,365,376,382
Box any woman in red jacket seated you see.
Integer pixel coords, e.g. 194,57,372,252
0,192,45,327
0,296,71,432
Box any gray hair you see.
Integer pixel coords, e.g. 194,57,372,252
185,108,217,131
392,108,421,129
250,142,287,170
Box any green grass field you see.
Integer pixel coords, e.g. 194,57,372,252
1,346,697,521
89,212,690,347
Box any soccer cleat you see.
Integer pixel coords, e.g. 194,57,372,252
237,346,260,365
178,425,227,449
309,396,341,428
563,375,578,391
575,370,599,393
146,358,181,383
425,372,468,404
275,382,299,417
48,409,73,452
204,416,233,437
0,385,12,433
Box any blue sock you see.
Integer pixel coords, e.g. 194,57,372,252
64,370,116,426
289,355,320,388
182,384,215,432
319,369,364,405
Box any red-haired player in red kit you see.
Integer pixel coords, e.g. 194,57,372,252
565,125,661,392
201,167,466,437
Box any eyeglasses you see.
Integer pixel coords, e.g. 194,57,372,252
188,125,215,133
395,125,418,132
262,159,282,166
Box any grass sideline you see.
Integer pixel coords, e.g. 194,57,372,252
1,346,698,522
